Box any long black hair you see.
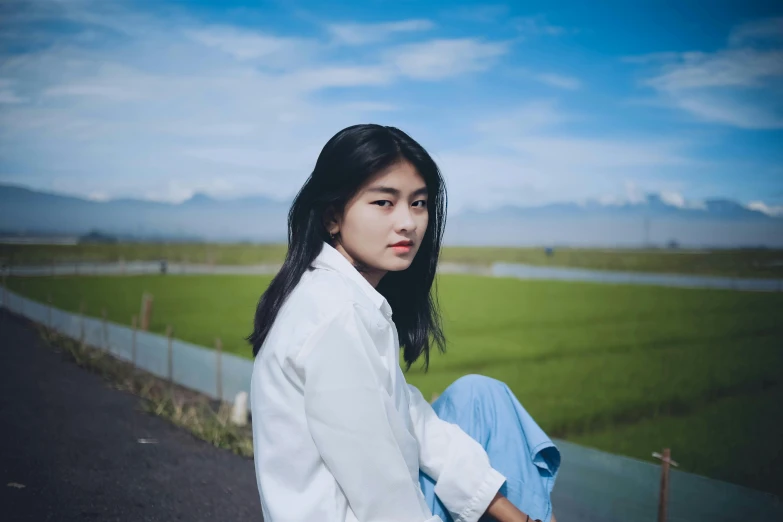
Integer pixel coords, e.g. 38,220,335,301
246,123,448,370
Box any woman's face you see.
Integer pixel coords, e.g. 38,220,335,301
328,160,429,287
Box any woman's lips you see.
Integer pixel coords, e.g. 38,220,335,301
391,244,412,253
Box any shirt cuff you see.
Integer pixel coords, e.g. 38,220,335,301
449,467,506,522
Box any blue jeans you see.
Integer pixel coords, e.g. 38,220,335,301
418,375,561,522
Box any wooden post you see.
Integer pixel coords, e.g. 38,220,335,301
131,315,138,367
216,337,223,401
47,294,53,331
101,307,108,353
140,292,154,332
139,293,146,330
166,325,173,384
653,448,678,522
79,301,86,350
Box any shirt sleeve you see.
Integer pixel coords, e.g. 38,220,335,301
298,302,441,522
407,384,506,522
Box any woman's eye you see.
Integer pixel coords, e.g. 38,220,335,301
413,200,427,208
373,200,393,207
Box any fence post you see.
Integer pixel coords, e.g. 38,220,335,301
653,448,678,522
79,301,86,350
216,337,223,401
101,308,109,353
230,392,248,426
140,292,154,332
2,268,7,308
166,325,173,384
131,315,138,367
47,294,53,331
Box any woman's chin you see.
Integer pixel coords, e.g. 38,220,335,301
383,256,414,272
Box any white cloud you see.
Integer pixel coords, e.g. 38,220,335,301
0,89,24,103
624,181,647,205
288,65,394,89
0,0,522,203
659,190,686,208
447,5,509,24
327,19,434,45
645,49,783,91
474,100,569,134
44,82,144,101
671,94,783,130
0,5,424,202
2,0,758,214
592,185,710,210
728,17,783,46
533,73,581,90
157,121,258,138
747,201,783,217
186,26,315,63
386,38,509,80
512,16,566,37
87,191,111,202
633,17,783,130
508,136,689,169
439,101,697,212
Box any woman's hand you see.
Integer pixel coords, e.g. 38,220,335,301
482,492,556,522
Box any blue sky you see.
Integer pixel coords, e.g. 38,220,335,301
1,0,781,215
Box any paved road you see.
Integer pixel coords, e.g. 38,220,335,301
0,309,262,522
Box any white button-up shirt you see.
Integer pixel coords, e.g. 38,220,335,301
251,242,505,522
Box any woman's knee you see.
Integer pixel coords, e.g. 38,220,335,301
447,374,509,397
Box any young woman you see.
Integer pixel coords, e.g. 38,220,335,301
248,124,560,522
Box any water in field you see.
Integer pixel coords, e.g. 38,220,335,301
490,262,783,292
7,260,783,292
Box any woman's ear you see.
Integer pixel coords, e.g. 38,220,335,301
323,205,341,236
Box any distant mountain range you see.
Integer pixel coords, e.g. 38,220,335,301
1,184,781,247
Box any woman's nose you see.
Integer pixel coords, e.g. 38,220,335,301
395,207,416,232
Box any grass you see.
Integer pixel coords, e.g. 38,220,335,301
571,384,783,495
3,242,783,278
6,273,783,495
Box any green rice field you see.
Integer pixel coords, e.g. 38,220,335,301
6,273,783,496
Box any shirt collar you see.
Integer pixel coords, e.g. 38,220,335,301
312,241,393,319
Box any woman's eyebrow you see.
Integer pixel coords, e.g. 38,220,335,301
366,186,429,197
